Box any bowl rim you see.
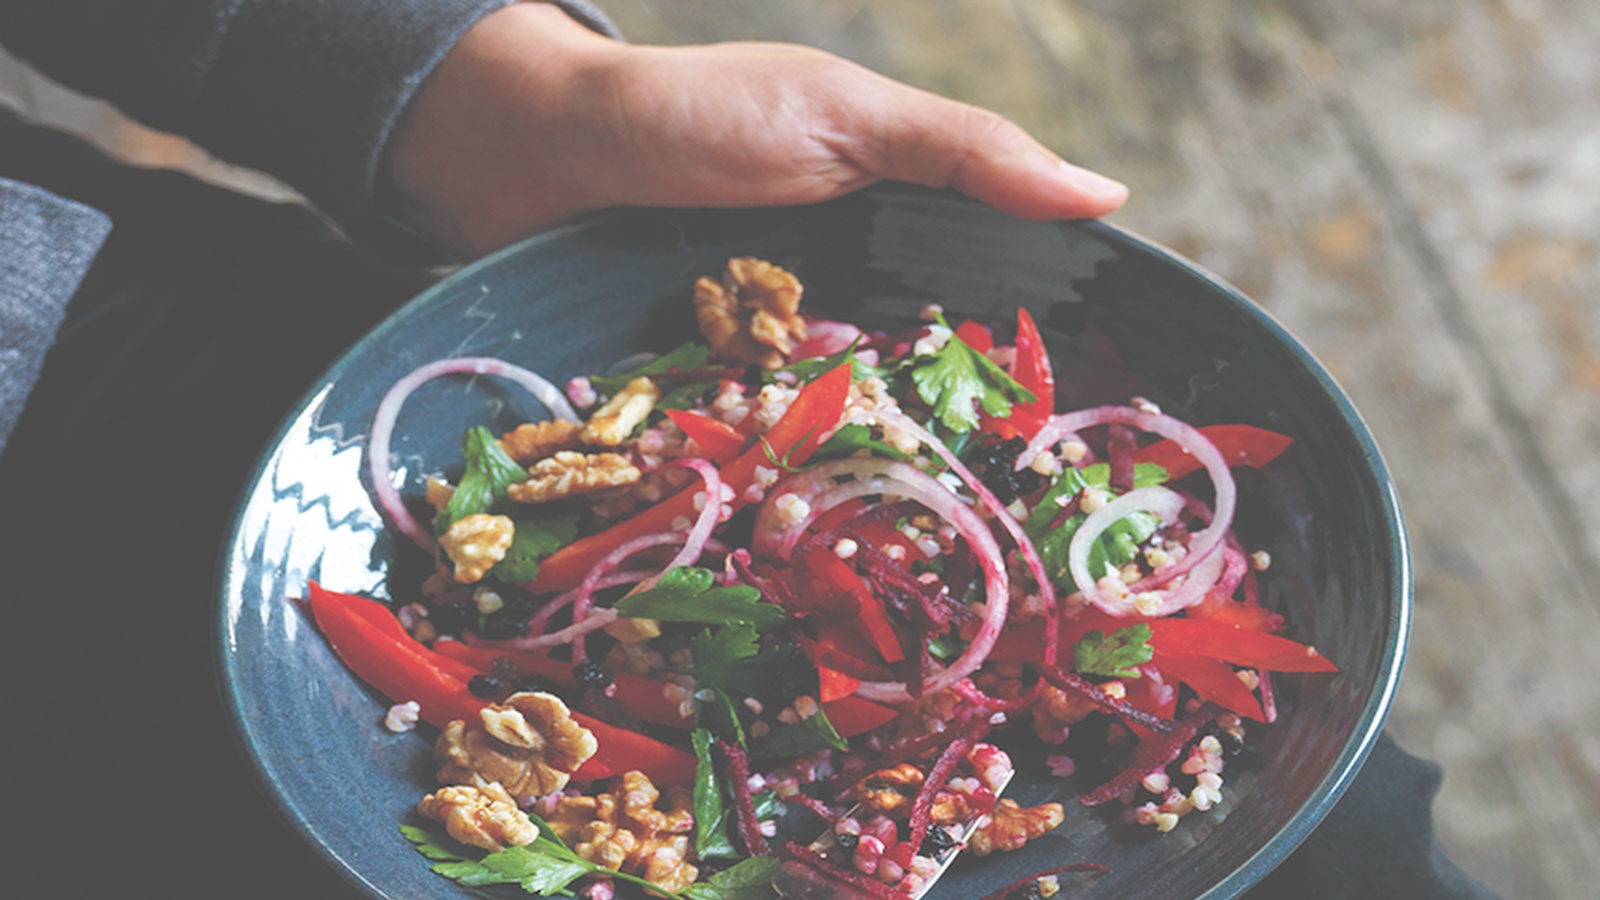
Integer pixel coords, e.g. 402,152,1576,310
215,186,1411,899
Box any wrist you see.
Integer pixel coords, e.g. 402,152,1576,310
380,2,621,256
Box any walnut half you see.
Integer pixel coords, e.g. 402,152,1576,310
507,451,642,504
435,692,598,797
545,771,699,893
417,782,538,852
968,798,1065,856
694,257,807,369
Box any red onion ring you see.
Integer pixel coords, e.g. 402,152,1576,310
1018,406,1236,600
367,357,577,552
874,410,1062,665
756,458,1010,703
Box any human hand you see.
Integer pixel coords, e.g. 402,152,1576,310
384,4,1128,258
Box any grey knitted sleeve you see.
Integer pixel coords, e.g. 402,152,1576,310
0,178,111,455
0,1,619,245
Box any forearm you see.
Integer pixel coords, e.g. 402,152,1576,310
0,1,617,245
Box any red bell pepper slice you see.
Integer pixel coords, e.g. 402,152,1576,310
1187,590,1284,633
802,547,905,664
1010,307,1054,426
1153,654,1265,721
987,606,1141,664
305,582,695,785
1134,424,1293,480
954,320,994,352
816,665,862,704
665,409,746,466
822,695,899,736
431,641,694,729
1146,617,1337,673
533,363,852,593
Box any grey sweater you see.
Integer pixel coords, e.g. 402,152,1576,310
0,0,615,455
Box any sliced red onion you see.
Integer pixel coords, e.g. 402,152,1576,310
1067,486,1212,616
655,457,724,578
757,458,1010,704
524,571,643,638
871,410,1062,666
792,317,864,358
368,357,577,552
1019,406,1237,597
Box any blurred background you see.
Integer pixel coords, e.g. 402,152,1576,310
3,1,1595,896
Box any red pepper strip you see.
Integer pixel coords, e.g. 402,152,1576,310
431,641,693,729
305,582,693,785
1146,618,1338,673
822,695,899,736
1134,424,1294,480
665,409,745,465
533,363,852,593
1010,307,1055,427
817,665,862,704
1153,653,1266,721
987,606,1141,664
954,319,994,352
802,548,905,664
797,633,896,681
1188,590,1285,633
308,582,488,728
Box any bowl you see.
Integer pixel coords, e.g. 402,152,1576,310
218,182,1409,898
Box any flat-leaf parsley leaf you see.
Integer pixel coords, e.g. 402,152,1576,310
909,314,1035,434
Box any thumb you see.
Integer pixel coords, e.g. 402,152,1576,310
830,73,1128,220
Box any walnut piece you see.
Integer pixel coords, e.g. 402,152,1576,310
582,377,660,447
968,798,1065,856
438,513,515,584
417,782,539,852
694,257,807,369
507,451,642,504
435,692,598,796
1032,682,1099,741
545,771,699,893
502,419,584,464
856,763,926,817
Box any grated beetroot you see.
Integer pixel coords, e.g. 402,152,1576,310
976,862,1111,900
906,735,972,850
718,739,772,856
1040,665,1175,734
1080,702,1219,806
1107,423,1137,493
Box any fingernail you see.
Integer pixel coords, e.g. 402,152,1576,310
1058,161,1129,205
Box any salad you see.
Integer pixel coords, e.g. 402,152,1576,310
308,257,1338,900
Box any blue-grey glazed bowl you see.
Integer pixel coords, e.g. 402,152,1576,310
218,183,1408,899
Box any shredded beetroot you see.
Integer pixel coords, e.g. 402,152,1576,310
976,862,1111,900
1040,666,1175,734
783,841,912,900
907,735,971,850
718,740,771,856
789,790,836,822
1107,423,1137,493
1080,702,1219,806
1259,670,1278,723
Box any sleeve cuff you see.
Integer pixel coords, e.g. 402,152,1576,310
187,1,619,252
0,178,112,456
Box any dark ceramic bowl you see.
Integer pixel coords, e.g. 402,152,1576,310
218,183,1409,899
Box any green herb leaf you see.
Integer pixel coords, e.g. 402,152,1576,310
1097,510,1162,571
490,506,580,582
692,728,740,859
680,857,785,900
1079,462,1170,490
908,315,1036,434
481,844,594,894
440,426,529,528
591,342,711,396
1024,467,1090,538
810,423,911,462
747,702,849,759
775,338,884,384
1074,624,1155,678
615,567,785,630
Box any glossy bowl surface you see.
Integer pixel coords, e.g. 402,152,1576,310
219,183,1409,899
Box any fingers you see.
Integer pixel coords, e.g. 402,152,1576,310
826,66,1128,220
